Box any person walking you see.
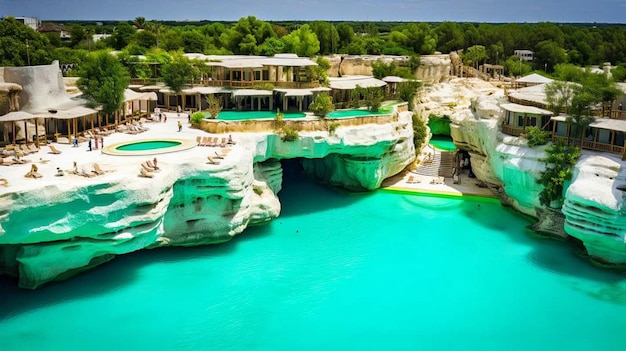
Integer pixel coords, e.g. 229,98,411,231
88,138,92,152
178,121,182,132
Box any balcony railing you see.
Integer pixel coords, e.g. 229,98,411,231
501,124,525,136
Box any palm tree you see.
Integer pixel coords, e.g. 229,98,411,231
145,21,162,48
133,17,146,30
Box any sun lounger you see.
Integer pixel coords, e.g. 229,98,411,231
196,136,203,145
0,158,16,166
27,144,39,153
141,162,159,173
93,163,106,175
24,171,43,179
220,137,227,148
139,168,154,178
48,145,62,154
146,159,159,170
79,166,96,178
0,178,8,187
407,175,415,184
202,136,211,146
207,156,221,165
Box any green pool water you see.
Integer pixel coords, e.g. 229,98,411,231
2,172,626,350
430,135,457,151
116,140,182,151
210,111,307,120
327,109,391,118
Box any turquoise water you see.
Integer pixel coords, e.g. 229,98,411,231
116,140,181,151
210,111,307,120
327,109,391,118
430,135,457,151
2,174,626,350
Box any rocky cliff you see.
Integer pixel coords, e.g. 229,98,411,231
323,54,451,83
0,109,415,288
418,77,626,265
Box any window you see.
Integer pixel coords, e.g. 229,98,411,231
556,122,567,136
598,129,610,144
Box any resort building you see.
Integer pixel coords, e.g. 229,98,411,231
513,50,534,62
133,53,389,113
503,74,626,158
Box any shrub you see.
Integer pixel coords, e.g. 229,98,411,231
522,126,549,147
253,185,264,195
190,111,205,125
281,126,299,142
538,141,580,208
253,83,275,90
274,109,285,130
412,113,427,153
205,94,222,119
309,92,334,117
328,121,340,135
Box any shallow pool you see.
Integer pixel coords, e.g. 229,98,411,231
430,135,457,151
102,138,197,156
327,109,391,118
209,111,307,120
116,140,182,151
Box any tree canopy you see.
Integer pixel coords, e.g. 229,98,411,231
77,51,130,116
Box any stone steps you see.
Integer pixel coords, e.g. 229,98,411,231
415,149,456,178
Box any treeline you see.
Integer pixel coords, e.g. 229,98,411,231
2,16,626,77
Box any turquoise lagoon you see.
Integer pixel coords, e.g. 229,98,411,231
2,171,626,350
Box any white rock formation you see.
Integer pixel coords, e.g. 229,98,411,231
418,77,626,265
0,109,414,288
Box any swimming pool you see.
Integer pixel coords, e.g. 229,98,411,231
208,111,307,120
430,135,457,151
327,109,392,118
102,138,197,156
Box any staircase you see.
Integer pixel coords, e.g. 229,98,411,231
415,148,456,178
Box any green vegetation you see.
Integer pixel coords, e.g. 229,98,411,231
412,113,428,153
328,121,340,135
190,111,205,125
521,126,549,147
538,141,580,208
161,52,196,103
205,94,222,119
274,109,285,130
77,51,130,118
253,185,264,195
280,126,299,142
397,81,422,110
309,92,334,117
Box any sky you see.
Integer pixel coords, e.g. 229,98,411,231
2,0,626,23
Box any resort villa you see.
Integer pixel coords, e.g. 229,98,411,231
502,73,626,158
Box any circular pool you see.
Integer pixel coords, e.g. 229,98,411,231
102,138,197,156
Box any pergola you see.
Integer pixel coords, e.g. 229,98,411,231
232,89,274,111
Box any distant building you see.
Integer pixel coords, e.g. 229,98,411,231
514,50,534,62
13,16,39,31
37,22,71,40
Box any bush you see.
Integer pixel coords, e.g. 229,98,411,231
538,141,580,208
328,121,340,135
205,94,222,119
522,126,549,147
281,126,299,142
412,113,427,153
190,111,205,125
253,185,264,195
274,109,285,130
309,92,334,117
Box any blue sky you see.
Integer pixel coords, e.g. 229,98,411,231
3,0,626,23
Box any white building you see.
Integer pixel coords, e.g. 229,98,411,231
514,50,534,62
13,16,39,31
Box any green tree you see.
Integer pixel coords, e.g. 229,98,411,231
0,17,51,66
503,56,532,77
538,141,580,208
310,21,339,55
77,51,130,118
133,17,146,30
412,113,428,154
534,40,567,72
552,63,585,82
434,22,465,53
109,22,136,50
133,30,157,49
309,92,334,117
161,52,196,106
398,81,422,110
545,80,575,114
336,23,354,51
205,94,222,119
69,24,86,48
463,45,487,69
282,24,320,57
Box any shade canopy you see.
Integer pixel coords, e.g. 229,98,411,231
0,110,36,122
